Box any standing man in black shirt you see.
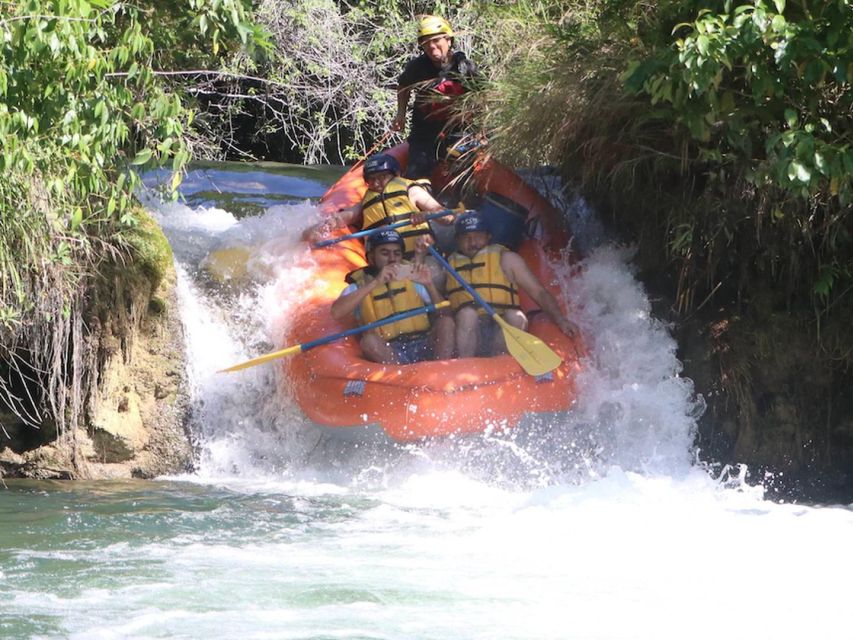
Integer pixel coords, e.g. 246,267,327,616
391,15,478,180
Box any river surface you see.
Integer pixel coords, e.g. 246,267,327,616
2,163,851,640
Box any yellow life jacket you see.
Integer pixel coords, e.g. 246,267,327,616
446,245,520,314
347,267,431,341
361,177,433,256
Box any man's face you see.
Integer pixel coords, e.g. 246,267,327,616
457,231,490,258
369,243,403,268
365,171,394,192
420,35,452,65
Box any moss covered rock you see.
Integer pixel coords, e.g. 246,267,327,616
1,205,193,480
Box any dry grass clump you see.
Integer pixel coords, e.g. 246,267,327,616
1,156,93,451
472,1,851,335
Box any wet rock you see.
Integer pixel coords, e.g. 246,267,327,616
1,208,193,481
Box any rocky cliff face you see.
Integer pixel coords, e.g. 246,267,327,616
1,210,192,480
81,258,192,479
678,307,853,502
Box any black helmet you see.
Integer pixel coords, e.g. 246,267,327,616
366,228,404,252
363,153,401,179
454,211,490,236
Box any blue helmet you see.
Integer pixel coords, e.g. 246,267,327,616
454,211,490,236
366,228,404,252
363,153,401,179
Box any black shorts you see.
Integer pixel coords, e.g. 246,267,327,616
475,315,501,357
405,136,441,179
389,334,432,364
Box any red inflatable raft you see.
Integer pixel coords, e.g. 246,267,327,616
286,143,584,442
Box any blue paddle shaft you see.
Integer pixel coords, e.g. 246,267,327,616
299,300,447,353
312,211,461,248
427,246,499,318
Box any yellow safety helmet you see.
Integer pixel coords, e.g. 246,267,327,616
417,15,453,43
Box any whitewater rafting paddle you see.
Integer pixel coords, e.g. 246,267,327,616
351,130,394,170
220,300,450,373
311,210,466,248
427,246,562,377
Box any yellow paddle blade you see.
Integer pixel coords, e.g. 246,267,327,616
493,314,563,376
219,344,303,373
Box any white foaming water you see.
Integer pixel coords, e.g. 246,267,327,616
149,195,331,478
146,168,705,491
9,468,850,640
563,245,702,476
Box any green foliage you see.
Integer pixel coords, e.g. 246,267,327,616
0,0,261,233
0,0,261,436
622,0,852,315
624,0,852,204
